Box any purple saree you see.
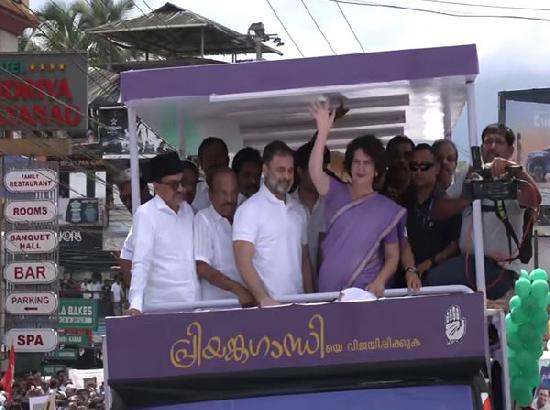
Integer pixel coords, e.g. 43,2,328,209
319,177,406,292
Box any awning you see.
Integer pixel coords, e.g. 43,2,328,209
119,44,478,152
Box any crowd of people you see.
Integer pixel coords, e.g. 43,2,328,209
59,276,126,317
0,370,105,410
113,100,541,314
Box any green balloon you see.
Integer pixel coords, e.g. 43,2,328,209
509,295,522,310
509,358,520,378
517,389,533,407
518,323,538,343
511,377,530,400
506,314,519,334
508,331,523,350
529,268,549,282
511,307,529,324
516,349,536,368
522,295,540,313
531,279,550,300
531,309,549,327
516,277,532,299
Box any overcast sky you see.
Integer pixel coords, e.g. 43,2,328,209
29,0,550,156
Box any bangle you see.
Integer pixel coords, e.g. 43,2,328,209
431,255,437,267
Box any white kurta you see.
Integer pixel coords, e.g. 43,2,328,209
194,206,244,300
129,195,200,313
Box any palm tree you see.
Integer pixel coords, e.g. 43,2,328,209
36,0,135,65
36,0,89,53
73,0,135,64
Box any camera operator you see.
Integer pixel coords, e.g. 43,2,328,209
425,124,540,300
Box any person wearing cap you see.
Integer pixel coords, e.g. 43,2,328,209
127,152,200,314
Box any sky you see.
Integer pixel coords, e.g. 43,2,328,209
28,0,550,157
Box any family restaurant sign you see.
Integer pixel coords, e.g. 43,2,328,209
106,293,484,382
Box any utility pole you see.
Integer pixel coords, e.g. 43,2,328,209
247,22,284,61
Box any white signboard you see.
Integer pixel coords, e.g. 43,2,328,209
5,328,57,352
5,230,57,253
4,169,57,193
4,262,57,284
5,292,58,315
5,200,57,223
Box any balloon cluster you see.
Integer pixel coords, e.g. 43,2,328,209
507,269,550,407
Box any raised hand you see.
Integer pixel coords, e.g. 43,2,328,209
310,99,336,139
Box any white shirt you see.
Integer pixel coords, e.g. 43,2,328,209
120,227,134,260
233,184,308,297
289,190,325,274
194,206,244,300
192,181,211,212
460,199,524,273
446,168,467,199
129,195,200,313
111,282,122,303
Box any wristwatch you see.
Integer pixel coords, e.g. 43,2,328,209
431,255,437,267
405,267,419,276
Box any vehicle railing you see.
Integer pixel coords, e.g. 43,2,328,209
156,285,474,312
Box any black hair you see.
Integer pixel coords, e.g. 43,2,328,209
295,138,330,171
344,135,386,180
481,123,515,146
198,137,229,160
262,140,294,164
386,135,415,153
232,147,262,174
181,160,199,177
412,142,436,156
432,139,458,161
207,167,235,190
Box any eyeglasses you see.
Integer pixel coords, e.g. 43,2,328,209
157,179,185,191
409,162,434,172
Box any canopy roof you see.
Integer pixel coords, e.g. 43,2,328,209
88,2,282,57
120,44,479,151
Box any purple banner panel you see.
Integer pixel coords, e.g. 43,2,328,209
107,294,484,380
106,293,484,381
121,44,478,102
138,385,474,410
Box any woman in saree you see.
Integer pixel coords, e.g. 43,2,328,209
309,101,406,297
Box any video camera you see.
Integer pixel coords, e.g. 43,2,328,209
462,146,521,201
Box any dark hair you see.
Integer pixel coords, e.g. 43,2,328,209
432,139,458,161
295,138,330,171
232,147,262,174
386,135,415,153
413,143,436,156
344,135,386,179
481,123,515,146
207,167,235,190
181,160,199,177
198,137,229,160
262,140,294,164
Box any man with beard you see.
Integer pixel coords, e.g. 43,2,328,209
233,141,314,307
232,147,263,204
127,152,200,314
194,168,255,306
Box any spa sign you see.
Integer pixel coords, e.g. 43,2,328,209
0,52,87,132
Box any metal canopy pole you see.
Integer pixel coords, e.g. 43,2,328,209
466,80,486,296
127,103,141,215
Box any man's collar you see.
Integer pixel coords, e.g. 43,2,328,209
154,195,184,214
259,183,286,204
